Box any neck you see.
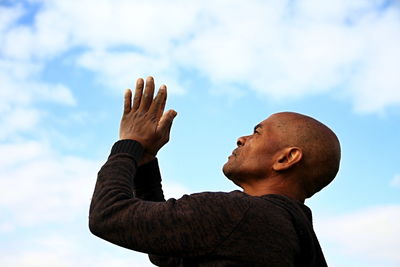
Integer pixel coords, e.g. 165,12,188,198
239,177,306,203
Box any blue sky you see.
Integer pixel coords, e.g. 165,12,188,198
0,0,400,266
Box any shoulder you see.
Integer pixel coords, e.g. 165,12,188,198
171,190,251,210
260,194,313,222
173,191,300,214
184,190,248,200
161,191,252,225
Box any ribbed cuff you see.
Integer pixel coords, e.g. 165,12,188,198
110,140,144,163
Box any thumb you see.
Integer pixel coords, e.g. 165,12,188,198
158,109,177,134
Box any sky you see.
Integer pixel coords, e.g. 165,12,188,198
0,0,399,266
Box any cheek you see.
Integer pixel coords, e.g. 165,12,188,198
246,147,274,168
236,153,261,171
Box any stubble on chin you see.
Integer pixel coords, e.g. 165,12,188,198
222,160,241,186
222,161,231,178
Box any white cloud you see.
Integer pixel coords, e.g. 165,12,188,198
1,5,70,60
0,107,41,139
345,8,400,113
42,0,199,52
0,59,76,140
0,139,191,229
2,25,36,60
0,83,75,140
174,0,400,113
77,49,185,94
0,2,192,266
163,180,189,199
0,232,154,267
0,139,190,266
390,174,400,188
0,141,100,228
2,0,400,113
0,4,24,33
316,205,400,266
0,3,76,140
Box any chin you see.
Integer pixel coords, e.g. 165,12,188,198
222,160,233,176
222,155,236,172
222,163,238,182
222,163,229,177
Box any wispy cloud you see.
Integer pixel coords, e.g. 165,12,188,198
317,205,400,266
390,174,400,188
0,138,187,267
0,61,76,140
0,232,154,267
0,139,188,230
77,50,186,94
0,141,99,228
2,0,400,113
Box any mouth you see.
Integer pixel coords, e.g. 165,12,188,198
231,149,238,157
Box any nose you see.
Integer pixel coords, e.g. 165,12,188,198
236,136,248,146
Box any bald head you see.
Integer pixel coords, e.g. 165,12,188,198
223,111,341,199
269,112,341,197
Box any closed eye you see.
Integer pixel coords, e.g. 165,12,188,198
253,124,262,135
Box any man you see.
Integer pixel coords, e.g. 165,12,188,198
89,76,341,266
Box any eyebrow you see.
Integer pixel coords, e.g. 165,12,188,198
254,124,262,132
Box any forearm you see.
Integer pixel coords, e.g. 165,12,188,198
89,77,188,256
134,155,180,265
89,140,145,249
89,141,183,254
134,159,166,202
89,142,242,256
90,140,143,212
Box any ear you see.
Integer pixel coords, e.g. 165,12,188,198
272,147,303,171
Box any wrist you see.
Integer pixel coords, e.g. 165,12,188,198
110,140,144,164
139,153,156,166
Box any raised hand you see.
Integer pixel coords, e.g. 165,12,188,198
119,76,177,163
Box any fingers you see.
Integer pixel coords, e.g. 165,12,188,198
127,77,169,124
132,78,144,111
138,76,155,112
123,89,132,114
158,109,177,135
158,85,167,117
148,84,167,121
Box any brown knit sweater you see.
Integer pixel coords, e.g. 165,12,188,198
89,140,328,266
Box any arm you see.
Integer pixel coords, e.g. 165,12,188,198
110,141,181,265
134,153,182,265
89,77,249,258
89,143,249,256
117,77,181,264
134,158,165,202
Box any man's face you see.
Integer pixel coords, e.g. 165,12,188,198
223,115,283,184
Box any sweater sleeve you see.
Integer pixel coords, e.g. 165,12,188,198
89,141,251,257
133,156,183,265
134,159,165,202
